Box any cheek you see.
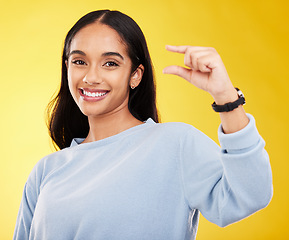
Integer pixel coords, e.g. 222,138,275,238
67,68,85,90
108,71,131,89
67,69,81,102
67,71,75,96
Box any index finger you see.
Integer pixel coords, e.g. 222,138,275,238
165,45,189,54
165,45,206,54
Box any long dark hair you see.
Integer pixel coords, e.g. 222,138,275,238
47,10,159,150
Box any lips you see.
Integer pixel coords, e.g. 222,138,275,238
79,88,109,101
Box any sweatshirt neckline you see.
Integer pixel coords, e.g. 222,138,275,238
70,118,155,150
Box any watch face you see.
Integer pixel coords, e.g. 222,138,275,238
236,89,244,99
238,91,246,105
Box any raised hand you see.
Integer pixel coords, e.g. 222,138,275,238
163,45,236,104
163,45,249,133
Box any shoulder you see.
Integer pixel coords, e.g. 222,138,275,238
37,146,75,168
142,120,211,148
150,120,205,138
148,120,219,152
26,146,75,186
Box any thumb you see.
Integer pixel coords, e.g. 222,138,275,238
163,65,191,82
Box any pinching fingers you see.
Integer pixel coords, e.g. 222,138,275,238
163,65,191,82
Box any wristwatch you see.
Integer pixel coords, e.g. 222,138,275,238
211,88,246,112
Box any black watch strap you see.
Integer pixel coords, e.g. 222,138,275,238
211,88,246,112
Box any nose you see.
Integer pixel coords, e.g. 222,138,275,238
83,66,102,85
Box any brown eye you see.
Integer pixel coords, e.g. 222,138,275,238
103,61,119,67
72,60,86,65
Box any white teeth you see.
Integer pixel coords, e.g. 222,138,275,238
83,90,106,97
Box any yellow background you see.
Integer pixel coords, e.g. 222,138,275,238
1,0,288,239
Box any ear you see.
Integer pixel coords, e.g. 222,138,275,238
130,64,144,89
65,60,68,68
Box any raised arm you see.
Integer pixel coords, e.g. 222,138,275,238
163,45,249,133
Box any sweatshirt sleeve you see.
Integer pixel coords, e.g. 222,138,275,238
180,114,273,227
13,162,42,240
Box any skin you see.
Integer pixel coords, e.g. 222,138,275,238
66,22,144,143
163,45,249,134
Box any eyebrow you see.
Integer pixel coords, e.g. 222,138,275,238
101,52,124,60
68,50,86,57
68,50,124,60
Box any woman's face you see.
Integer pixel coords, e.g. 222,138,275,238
66,22,142,119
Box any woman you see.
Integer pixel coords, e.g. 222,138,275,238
13,10,272,240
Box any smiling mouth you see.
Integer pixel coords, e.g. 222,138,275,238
79,88,109,100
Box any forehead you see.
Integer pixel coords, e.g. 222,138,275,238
70,22,128,55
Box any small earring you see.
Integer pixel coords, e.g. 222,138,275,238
131,85,136,89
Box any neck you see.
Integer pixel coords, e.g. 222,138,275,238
83,109,143,143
